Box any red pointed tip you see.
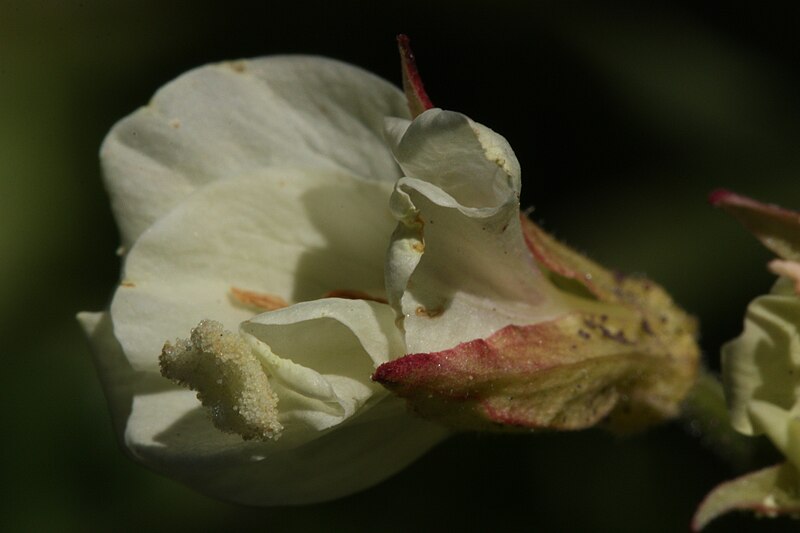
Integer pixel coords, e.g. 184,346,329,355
372,359,396,384
372,352,435,386
396,34,411,52
397,34,434,117
709,189,800,259
708,188,733,206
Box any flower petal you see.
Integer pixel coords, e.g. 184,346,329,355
386,109,520,208
78,311,157,432
102,56,408,246
128,389,446,505
384,109,566,354
722,277,800,435
747,401,800,471
153,298,402,445
81,306,447,505
111,169,395,372
241,298,405,433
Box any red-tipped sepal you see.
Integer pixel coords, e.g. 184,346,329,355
711,189,800,261
376,213,698,432
397,34,434,118
375,312,696,432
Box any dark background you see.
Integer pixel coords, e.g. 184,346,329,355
3,1,799,531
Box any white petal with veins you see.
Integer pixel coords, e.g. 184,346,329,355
102,56,408,247
111,169,394,372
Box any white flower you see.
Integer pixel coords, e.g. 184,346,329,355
715,191,800,460
694,190,800,529
723,277,800,447
81,46,699,506
79,56,449,505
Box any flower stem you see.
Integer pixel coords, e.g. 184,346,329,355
681,369,763,471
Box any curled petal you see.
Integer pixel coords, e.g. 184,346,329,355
722,278,800,436
385,109,564,355
386,108,520,208
241,298,405,434
380,109,699,430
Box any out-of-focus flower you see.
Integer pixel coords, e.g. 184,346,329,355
81,39,699,506
694,190,800,530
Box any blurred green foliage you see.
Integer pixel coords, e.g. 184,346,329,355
3,1,799,531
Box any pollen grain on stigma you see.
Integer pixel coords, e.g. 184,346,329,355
160,319,283,441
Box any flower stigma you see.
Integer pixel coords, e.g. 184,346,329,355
160,319,283,441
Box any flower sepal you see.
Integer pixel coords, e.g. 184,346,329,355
693,462,800,531
376,215,699,433
710,189,800,261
